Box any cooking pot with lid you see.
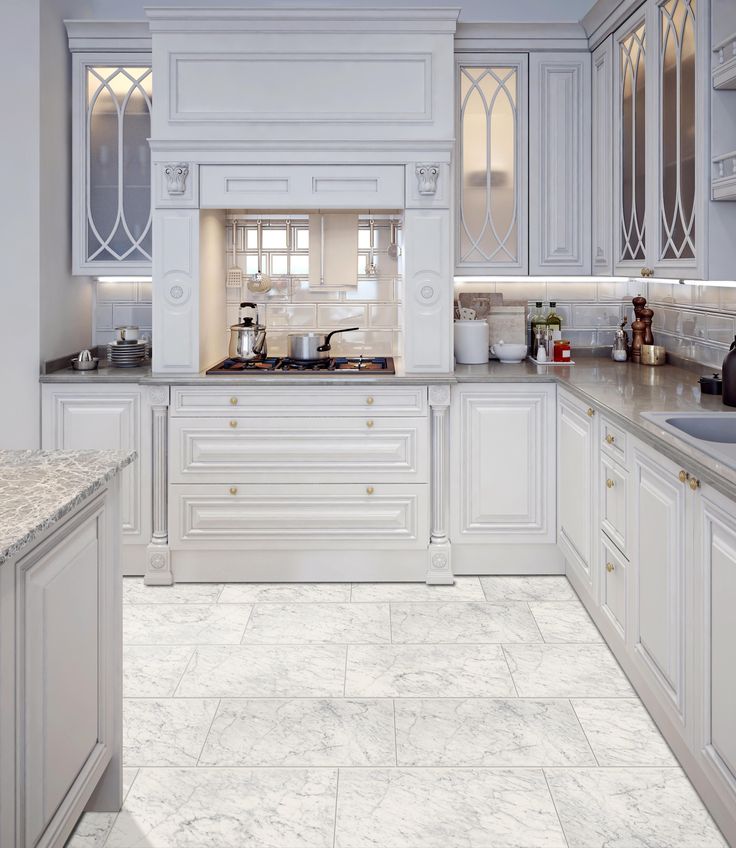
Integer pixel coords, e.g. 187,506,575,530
228,302,267,361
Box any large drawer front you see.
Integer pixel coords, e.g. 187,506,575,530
169,484,429,549
171,386,428,417
170,417,428,483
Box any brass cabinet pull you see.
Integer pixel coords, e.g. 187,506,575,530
229,420,238,428
640,267,654,278
366,420,374,428
606,434,615,445
366,486,375,495
606,562,615,573
586,407,595,417
230,396,238,405
606,479,615,489
366,396,375,405
689,476,700,491
229,486,238,496
678,470,689,483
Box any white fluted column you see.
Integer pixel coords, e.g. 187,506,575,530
145,385,173,585
427,384,453,584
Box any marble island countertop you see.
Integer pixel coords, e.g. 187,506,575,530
0,450,136,565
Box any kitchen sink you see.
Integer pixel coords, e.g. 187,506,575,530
642,411,736,470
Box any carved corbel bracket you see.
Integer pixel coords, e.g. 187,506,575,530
164,162,190,196
415,163,440,196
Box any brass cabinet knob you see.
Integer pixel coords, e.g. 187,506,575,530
606,434,615,444
366,420,374,428
606,562,615,573
229,420,238,428
366,396,375,405
606,479,615,489
640,267,654,278
229,486,238,496
230,397,238,405
678,470,688,483
366,486,375,495
689,477,700,491
586,407,595,417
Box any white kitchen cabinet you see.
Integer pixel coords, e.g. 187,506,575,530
529,52,592,275
557,390,596,596
451,384,556,544
600,452,628,555
592,37,614,275
41,384,152,560
600,532,627,639
631,442,689,725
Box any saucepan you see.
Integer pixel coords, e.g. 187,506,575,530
287,327,360,361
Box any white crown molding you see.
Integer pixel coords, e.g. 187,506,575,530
582,0,642,49
64,20,151,52
454,21,589,52
146,6,460,34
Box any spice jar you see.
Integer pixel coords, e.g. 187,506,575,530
553,339,571,363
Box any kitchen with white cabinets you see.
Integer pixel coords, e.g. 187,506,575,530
3,0,736,845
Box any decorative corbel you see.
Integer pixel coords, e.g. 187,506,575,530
415,164,440,196
163,163,190,196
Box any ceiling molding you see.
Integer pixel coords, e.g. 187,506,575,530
64,20,151,52
455,21,589,52
582,0,643,48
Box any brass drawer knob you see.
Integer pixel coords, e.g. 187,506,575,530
229,486,238,496
678,470,688,483
689,477,700,491
606,479,615,489
229,420,238,428
230,397,238,406
366,420,374,428
366,396,375,405
606,434,615,445
366,486,375,495
606,562,615,573
586,407,595,417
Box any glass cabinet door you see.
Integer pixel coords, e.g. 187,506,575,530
456,57,527,273
75,61,152,274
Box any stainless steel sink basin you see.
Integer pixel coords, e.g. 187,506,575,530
642,411,736,470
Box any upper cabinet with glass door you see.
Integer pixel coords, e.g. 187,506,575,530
613,0,707,279
69,45,153,275
456,56,528,275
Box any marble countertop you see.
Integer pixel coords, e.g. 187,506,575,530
0,450,136,565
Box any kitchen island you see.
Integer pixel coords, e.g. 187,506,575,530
0,450,134,848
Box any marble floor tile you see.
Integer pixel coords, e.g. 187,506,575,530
199,698,395,767
504,643,634,697
123,578,223,604
480,575,576,602
572,698,678,766
123,698,219,767
123,646,194,696
105,767,338,848
65,812,117,848
528,600,604,643
395,698,595,767
218,582,351,603
242,602,390,644
390,601,542,644
175,645,347,697
546,768,727,848
351,577,484,603
334,768,567,848
345,644,516,697
123,604,252,645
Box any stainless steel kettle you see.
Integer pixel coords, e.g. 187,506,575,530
228,302,267,361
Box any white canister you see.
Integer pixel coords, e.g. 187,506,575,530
454,319,490,364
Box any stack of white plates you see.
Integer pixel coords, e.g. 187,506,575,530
108,340,148,368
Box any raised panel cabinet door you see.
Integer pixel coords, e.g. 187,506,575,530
529,52,592,275
632,444,687,720
557,392,595,590
601,533,627,640
592,38,614,275
452,385,556,542
455,55,528,275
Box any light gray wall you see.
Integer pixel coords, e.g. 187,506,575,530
0,0,41,448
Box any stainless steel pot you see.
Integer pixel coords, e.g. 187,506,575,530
287,327,359,361
229,302,267,361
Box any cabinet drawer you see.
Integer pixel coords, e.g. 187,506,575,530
169,484,429,549
601,533,627,639
170,417,428,483
170,386,427,417
600,454,628,555
600,416,627,465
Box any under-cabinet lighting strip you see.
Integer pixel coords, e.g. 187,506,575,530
97,276,153,283
455,276,736,288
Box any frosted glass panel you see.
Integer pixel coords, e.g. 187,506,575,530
619,24,646,262
660,0,696,261
86,66,152,264
458,65,519,267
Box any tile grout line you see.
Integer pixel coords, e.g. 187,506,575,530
499,645,521,699
332,768,340,848
238,604,256,645
568,699,602,767
542,767,571,848
170,648,198,698
392,699,399,767
194,698,222,767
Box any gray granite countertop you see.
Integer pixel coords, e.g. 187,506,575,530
0,450,136,565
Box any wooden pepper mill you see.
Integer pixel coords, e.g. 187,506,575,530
640,306,654,345
631,295,648,364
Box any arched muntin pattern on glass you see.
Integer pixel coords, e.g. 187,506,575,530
660,0,696,261
86,66,152,264
620,23,647,262
458,66,519,266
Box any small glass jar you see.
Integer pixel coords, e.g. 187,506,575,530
553,339,571,363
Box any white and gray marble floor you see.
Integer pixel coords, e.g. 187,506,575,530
66,575,727,848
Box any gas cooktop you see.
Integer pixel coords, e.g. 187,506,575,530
206,356,395,374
